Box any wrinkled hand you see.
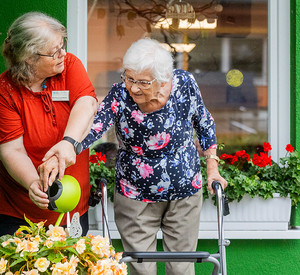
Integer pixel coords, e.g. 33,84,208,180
206,172,227,195
38,155,59,190
42,141,76,180
29,180,49,209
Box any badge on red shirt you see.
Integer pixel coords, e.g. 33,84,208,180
52,90,69,101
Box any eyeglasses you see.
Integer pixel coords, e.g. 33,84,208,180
121,72,156,90
37,38,67,60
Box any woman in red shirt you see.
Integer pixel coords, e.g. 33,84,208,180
0,12,98,236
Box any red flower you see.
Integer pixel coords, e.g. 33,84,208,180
231,150,250,164
263,142,272,153
89,152,107,164
96,152,107,164
252,152,272,167
220,153,234,164
89,155,98,164
286,144,295,153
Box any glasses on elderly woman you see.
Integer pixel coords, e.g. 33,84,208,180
37,38,67,60
121,72,156,90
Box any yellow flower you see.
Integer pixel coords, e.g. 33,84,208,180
51,256,79,275
16,240,39,256
0,258,7,274
46,225,66,242
36,221,45,229
74,239,86,254
68,255,79,274
22,269,39,275
31,235,42,244
43,239,53,248
111,261,128,275
34,257,50,272
90,236,110,258
5,272,13,275
90,259,113,275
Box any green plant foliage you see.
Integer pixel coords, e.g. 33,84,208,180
202,143,300,206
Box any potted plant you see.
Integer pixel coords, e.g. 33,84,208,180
0,216,127,274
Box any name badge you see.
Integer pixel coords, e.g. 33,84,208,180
52,90,69,101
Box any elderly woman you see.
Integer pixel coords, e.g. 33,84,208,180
0,12,98,236
81,38,227,275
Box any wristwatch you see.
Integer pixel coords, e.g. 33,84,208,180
62,136,83,155
204,155,220,163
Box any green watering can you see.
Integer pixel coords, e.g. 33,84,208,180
47,175,81,226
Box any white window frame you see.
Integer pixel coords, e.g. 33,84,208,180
268,0,290,162
68,1,297,239
68,0,290,163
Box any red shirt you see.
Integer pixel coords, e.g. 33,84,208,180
0,53,96,226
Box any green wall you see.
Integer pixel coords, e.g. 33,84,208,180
291,0,300,226
0,1,299,274
0,0,67,73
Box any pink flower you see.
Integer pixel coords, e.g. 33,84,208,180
191,172,202,189
93,122,103,132
111,98,118,113
120,179,140,198
131,110,145,124
131,146,143,156
146,132,170,150
98,102,105,111
138,163,154,179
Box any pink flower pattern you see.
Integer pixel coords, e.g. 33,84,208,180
146,132,171,150
131,110,145,124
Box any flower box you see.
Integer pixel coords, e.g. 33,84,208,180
88,193,292,237
199,193,292,231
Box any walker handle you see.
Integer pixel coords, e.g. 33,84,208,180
211,180,230,216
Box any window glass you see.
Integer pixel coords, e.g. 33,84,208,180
87,0,268,154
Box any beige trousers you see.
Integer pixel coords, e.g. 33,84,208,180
114,189,203,275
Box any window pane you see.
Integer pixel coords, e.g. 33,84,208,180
87,0,268,153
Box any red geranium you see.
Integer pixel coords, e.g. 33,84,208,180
263,142,272,153
89,152,107,164
252,152,272,167
220,153,234,164
286,144,295,153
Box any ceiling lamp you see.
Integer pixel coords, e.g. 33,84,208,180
154,18,217,30
161,43,196,53
166,0,196,20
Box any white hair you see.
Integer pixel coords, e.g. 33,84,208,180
122,38,174,83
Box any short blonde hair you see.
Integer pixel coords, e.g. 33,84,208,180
2,12,67,86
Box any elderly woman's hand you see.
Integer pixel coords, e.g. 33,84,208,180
206,165,227,195
38,155,60,189
206,171,227,195
42,140,76,180
28,179,49,209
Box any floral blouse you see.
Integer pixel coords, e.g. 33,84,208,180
82,69,216,202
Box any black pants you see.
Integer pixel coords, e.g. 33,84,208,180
0,211,89,236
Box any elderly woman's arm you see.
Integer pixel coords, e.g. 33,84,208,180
40,96,98,185
0,137,49,209
203,147,227,194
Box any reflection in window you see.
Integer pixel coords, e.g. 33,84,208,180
87,0,268,154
